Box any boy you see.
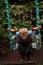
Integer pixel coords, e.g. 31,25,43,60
7,26,41,62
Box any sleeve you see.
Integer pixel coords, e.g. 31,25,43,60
32,28,36,31
16,31,20,36
15,31,20,43
13,30,17,33
28,30,33,35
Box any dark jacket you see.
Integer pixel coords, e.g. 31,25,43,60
16,34,32,48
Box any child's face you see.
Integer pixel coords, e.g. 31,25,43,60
20,32,28,40
19,28,28,40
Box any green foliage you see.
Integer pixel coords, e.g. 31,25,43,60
0,0,43,56
0,0,43,45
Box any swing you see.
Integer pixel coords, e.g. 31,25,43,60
31,0,41,50
5,0,16,50
5,0,41,50
35,0,41,49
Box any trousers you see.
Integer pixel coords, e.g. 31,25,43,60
18,44,32,60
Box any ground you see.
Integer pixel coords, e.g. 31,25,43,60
0,42,43,64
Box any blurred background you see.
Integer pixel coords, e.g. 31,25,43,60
0,0,43,57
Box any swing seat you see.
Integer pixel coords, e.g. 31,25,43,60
11,35,18,50
31,31,41,50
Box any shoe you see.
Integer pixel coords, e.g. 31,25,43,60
28,60,31,63
20,59,24,62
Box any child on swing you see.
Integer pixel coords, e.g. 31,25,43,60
7,26,41,62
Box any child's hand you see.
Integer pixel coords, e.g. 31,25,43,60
7,28,11,31
38,26,42,29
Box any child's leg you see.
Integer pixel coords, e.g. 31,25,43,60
18,45,25,60
26,50,31,61
26,45,32,61
20,51,25,60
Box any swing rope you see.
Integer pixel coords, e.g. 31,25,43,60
35,0,41,49
5,0,41,50
5,0,16,50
